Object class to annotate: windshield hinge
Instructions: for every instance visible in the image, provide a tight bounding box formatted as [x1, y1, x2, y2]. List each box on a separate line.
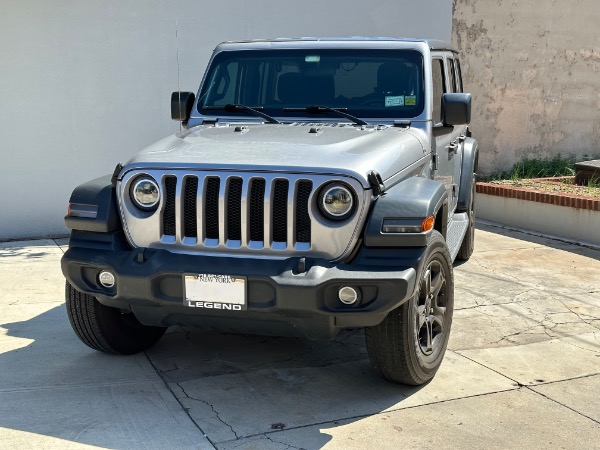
[201, 118, 218, 125]
[367, 170, 385, 196]
[111, 163, 123, 186]
[393, 120, 411, 128]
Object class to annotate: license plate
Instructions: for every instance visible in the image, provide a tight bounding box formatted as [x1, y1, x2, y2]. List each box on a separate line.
[183, 274, 246, 311]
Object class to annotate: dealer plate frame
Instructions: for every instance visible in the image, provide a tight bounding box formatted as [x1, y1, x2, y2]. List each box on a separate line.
[183, 273, 247, 311]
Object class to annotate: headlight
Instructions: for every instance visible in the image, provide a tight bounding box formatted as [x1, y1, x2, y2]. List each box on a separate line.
[318, 182, 356, 220]
[130, 176, 160, 211]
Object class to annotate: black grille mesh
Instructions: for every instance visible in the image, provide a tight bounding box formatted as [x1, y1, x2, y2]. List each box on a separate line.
[227, 178, 243, 241]
[163, 176, 177, 236]
[183, 177, 198, 238]
[272, 179, 289, 242]
[205, 177, 220, 239]
[296, 181, 312, 243]
[249, 179, 265, 241]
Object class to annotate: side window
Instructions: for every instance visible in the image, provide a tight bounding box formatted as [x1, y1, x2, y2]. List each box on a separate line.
[447, 58, 456, 93]
[455, 59, 464, 93]
[432, 59, 446, 124]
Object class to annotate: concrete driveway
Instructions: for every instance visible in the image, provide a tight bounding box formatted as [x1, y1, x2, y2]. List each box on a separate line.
[1, 222, 599, 449]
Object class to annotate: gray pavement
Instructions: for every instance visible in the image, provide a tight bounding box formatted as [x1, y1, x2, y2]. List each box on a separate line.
[1, 223, 599, 449]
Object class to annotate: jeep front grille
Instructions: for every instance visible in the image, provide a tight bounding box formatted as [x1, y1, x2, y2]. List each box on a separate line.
[159, 174, 312, 248]
[118, 169, 367, 261]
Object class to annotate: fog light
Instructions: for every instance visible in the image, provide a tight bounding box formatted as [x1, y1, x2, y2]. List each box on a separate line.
[98, 271, 115, 288]
[338, 286, 358, 305]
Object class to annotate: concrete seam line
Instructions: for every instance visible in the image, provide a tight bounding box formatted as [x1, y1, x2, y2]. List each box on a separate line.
[226, 388, 521, 443]
[526, 386, 600, 426]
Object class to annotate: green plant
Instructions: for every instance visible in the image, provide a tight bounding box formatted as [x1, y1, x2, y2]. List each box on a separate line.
[509, 155, 576, 179]
[587, 175, 600, 189]
[483, 153, 600, 181]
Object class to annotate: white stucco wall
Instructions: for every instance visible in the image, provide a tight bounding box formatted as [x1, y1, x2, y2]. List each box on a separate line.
[0, 0, 451, 240]
[453, 0, 600, 174]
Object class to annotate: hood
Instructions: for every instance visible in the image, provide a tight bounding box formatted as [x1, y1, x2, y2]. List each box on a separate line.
[123, 123, 426, 187]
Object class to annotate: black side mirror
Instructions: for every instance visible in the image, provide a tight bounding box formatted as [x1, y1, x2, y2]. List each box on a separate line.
[171, 91, 196, 122]
[442, 93, 471, 126]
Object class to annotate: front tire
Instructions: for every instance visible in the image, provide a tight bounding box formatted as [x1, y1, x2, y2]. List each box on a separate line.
[365, 231, 454, 385]
[65, 282, 166, 354]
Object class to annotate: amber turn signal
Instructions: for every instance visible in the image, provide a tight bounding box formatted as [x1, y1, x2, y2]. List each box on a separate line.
[421, 215, 435, 232]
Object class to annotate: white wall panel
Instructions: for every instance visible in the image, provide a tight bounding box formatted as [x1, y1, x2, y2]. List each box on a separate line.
[0, 0, 451, 239]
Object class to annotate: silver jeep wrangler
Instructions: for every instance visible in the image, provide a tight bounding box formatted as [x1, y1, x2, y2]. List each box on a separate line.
[62, 37, 477, 385]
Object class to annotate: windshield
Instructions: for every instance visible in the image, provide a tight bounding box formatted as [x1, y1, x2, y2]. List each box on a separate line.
[197, 49, 425, 120]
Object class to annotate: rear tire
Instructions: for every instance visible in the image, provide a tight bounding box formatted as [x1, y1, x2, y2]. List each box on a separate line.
[365, 231, 454, 385]
[65, 281, 166, 354]
[456, 177, 476, 261]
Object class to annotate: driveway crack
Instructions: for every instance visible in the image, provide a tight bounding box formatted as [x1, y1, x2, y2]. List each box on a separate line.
[143, 351, 218, 449]
[177, 383, 240, 439]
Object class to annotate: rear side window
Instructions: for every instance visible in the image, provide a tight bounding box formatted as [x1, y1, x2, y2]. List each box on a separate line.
[447, 59, 456, 92]
[455, 59, 463, 92]
[432, 59, 445, 124]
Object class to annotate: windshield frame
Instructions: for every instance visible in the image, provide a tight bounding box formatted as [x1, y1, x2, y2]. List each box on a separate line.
[194, 48, 427, 124]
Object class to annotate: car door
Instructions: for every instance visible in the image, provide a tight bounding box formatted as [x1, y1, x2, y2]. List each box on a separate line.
[432, 52, 464, 214]
[447, 55, 467, 208]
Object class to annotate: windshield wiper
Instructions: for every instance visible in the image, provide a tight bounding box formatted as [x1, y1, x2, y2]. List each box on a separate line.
[283, 106, 368, 126]
[202, 104, 281, 124]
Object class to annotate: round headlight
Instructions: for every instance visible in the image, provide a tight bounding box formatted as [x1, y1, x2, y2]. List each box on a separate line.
[130, 176, 160, 211]
[318, 183, 355, 220]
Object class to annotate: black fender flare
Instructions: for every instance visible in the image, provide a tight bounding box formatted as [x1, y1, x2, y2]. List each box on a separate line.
[363, 177, 448, 247]
[64, 175, 122, 233]
[457, 137, 479, 212]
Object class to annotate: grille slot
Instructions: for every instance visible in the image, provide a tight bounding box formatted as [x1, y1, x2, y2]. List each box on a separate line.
[296, 181, 313, 243]
[272, 179, 289, 243]
[205, 177, 220, 240]
[163, 176, 177, 236]
[249, 179, 265, 242]
[227, 178, 243, 241]
[183, 177, 198, 238]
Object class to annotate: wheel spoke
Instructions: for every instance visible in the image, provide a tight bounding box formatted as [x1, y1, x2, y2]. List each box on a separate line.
[432, 306, 445, 329]
[430, 271, 445, 298]
[422, 268, 431, 300]
[425, 319, 433, 353]
[417, 305, 427, 328]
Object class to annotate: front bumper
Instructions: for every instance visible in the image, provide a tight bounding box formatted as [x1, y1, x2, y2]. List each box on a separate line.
[61, 233, 420, 339]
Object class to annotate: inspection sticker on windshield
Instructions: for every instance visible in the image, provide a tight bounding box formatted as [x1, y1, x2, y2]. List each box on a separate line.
[385, 96, 405, 107]
[184, 274, 246, 310]
[405, 96, 417, 106]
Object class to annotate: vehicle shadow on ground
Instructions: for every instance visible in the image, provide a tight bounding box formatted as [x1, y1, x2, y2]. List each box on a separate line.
[0, 247, 53, 260]
[147, 326, 429, 448]
[0, 305, 427, 449]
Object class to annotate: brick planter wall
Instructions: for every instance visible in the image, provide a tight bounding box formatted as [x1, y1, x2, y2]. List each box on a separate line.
[475, 178, 600, 246]
[476, 180, 600, 212]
